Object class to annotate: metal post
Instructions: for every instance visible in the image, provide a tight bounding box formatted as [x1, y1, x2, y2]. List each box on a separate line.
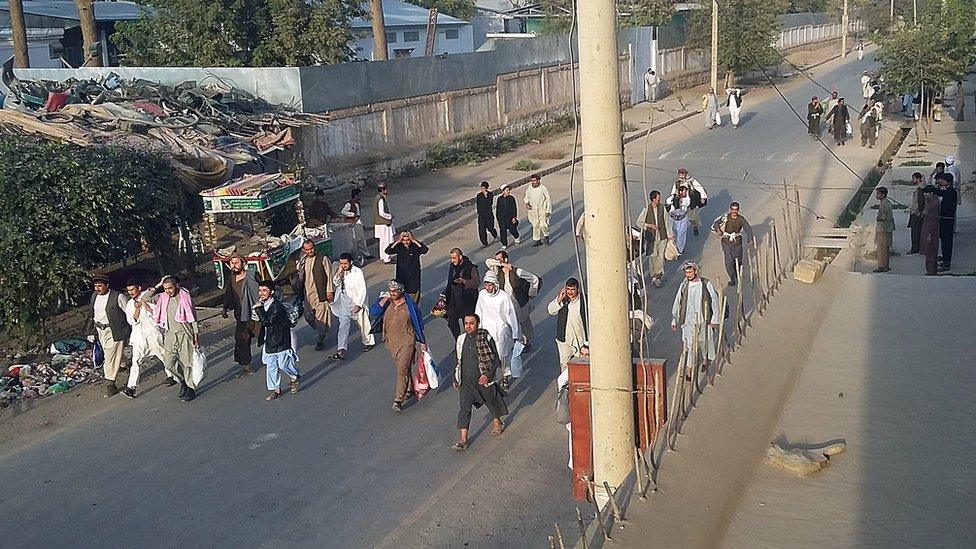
[841, 0, 849, 59]
[710, 0, 719, 93]
[576, 0, 636, 503]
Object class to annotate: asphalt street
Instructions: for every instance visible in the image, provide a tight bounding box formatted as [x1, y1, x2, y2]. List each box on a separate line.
[0, 52, 881, 548]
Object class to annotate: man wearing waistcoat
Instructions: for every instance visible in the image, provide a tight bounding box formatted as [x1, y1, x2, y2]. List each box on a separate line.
[375, 183, 396, 263]
[670, 262, 720, 381]
[290, 239, 335, 351]
[547, 277, 586, 371]
[339, 188, 371, 265]
[638, 190, 672, 287]
[711, 202, 755, 286]
[86, 275, 131, 398]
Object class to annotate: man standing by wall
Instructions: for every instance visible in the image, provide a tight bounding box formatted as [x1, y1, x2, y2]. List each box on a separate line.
[375, 183, 396, 263]
[496, 184, 520, 249]
[644, 68, 659, 103]
[873, 186, 894, 273]
[711, 202, 755, 287]
[291, 240, 334, 351]
[906, 172, 926, 255]
[523, 174, 552, 247]
[149, 276, 200, 402]
[253, 280, 301, 401]
[86, 275, 130, 398]
[384, 230, 429, 304]
[444, 248, 480, 340]
[547, 277, 586, 371]
[638, 190, 672, 288]
[123, 279, 167, 398]
[340, 188, 371, 265]
[933, 173, 958, 272]
[222, 253, 261, 376]
[476, 181, 498, 247]
[330, 252, 375, 360]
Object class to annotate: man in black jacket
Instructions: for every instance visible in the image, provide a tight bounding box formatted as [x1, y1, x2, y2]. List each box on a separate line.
[253, 280, 300, 401]
[384, 230, 430, 303]
[933, 172, 958, 272]
[495, 184, 521, 249]
[444, 248, 481, 339]
[476, 181, 499, 247]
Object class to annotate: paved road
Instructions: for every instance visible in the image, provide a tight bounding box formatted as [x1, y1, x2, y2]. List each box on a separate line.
[0, 52, 880, 548]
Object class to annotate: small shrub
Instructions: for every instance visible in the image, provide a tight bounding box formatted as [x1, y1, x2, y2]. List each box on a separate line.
[511, 159, 541, 171]
[621, 122, 638, 132]
[532, 148, 567, 160]
[900, 160, 932, 166]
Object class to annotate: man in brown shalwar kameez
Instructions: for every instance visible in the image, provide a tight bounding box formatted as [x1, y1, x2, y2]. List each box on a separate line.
[370, 280, 427, 412]
[291, 240, 335, 351]
[920, 185, 941, 275]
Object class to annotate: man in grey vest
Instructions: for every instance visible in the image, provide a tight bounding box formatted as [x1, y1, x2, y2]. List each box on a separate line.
[670, 262, 720, 381]
[638, 189, 672, 287]
[711, 201, 755, 286]
[221, 253, 261, 376]
[374, 183, 395, 263]
[86, 275, 131, 398]
[547, 277, 586, 371]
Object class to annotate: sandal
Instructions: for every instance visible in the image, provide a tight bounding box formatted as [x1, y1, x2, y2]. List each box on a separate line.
[289, 377, 301, 394]
[490, 425, 506, 437]
[266, 390, 283, 401]
[451, 442, 467, 451]
[330, 351, 345, 360]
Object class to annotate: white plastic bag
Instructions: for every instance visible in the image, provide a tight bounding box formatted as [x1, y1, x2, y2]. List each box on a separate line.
[422, 348, 439, 390]
[714, 111, 722, 126]
[845, 121, 853, 136]
[191, 346, 208, 386]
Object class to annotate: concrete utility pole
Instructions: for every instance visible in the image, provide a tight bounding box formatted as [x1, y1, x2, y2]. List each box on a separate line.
[841, 0, 849, 59]
[8, 0, 30, 68]
[574, 0, 635, 502]
[369, 0, 389, 60]
[890, 0, 894, 22]
[710, 0, 719, 93]
[75, 0, 101, 67]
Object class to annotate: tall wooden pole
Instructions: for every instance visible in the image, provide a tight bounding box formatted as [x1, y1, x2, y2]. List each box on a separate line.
[575, 0, 635, 503]
[710, 0, 719, 92]
[841, 0, 849, 59]
[75, 0, 101, 67]
[369, 0, 389, 60]
[7, 0, 30, 68]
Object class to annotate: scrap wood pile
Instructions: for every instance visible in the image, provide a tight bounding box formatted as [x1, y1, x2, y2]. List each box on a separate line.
[0, 68, 329, 192]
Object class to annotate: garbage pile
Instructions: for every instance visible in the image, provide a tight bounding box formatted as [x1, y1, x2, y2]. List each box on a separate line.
[0, 64, 327, 192]
[0, 340, 100, 409]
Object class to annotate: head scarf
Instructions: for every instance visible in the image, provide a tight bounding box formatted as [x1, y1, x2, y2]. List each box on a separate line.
[387, 280, 405, 291]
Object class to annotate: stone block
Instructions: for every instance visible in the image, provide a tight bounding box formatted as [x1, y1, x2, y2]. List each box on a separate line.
[793, 258, 826, 284]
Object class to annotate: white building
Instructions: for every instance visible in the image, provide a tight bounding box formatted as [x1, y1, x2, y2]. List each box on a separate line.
[352, 0, 475, 60]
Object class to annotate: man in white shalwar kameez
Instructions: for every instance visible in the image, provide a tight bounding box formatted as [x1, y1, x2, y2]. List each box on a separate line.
[523, 174, 552, 246]
[330, 253, 375, 360]
[667, 185, 693, 255]
[374, 183, 395, 263]
[475, 271, 523, 389]
[725, 88, 743, 130]
[670, 262, 720, 381]
[123, 280, 169, 398]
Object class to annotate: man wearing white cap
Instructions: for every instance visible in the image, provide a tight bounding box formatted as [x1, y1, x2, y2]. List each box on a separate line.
[523, 173, 552, 246]
[475, 271, 522, 389]
[374, 183, 395, 263]
[945, 156, 962, 201]
[671, 262, 720, 381]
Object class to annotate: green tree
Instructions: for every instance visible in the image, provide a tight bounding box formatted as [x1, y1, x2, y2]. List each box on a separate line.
[112, 0, 364, 67]
[786, 0, 827, 13]
[687, 0, 788, 77]
[0, 137, 185, 343]
[539, 0, 677, 35]
[411, 0, 477, 20]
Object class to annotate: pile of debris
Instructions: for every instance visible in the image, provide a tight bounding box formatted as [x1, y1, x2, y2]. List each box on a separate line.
[1, 340, 100, 409]
[0, 64, 327, 192]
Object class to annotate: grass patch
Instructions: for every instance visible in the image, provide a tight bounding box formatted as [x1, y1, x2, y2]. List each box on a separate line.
[900, 160, 932, 166]
[511, 159, 541, 172]
[425, 116, 575, 170]
[838, 167, 884, 227]
[531, 148, 567, 160]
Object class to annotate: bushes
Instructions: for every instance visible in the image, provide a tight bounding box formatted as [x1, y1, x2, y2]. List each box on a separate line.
[425, 116, 575, 170]
[0, 136, 185, 342]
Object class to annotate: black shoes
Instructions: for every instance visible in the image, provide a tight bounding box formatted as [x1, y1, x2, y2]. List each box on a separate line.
[104, 383, 118, 398]
[180, 388, 196, 402]
[177, 382, 188, 399]
[532, 240, 543, 247]
[500, 376, 512, 390]
[122, 387, 137, 399]
[163, 377, 177, 387]
[544, 237, 551, 246]
[363, 345, 374, 352]
[693, 227, 699, 236]
[234, 366, 254, 378]
[728, 281, 737, 287]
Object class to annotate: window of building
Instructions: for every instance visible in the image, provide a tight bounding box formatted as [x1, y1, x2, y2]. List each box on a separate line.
[444, 28, 459, 40]
[403, 30, 420, 42]
[386, 32, 397, 44]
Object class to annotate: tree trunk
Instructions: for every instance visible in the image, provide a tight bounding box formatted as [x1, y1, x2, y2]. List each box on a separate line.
[75, 0, 102, 67]
[8, 0, 31, 68]
[369, 0, 388, 61]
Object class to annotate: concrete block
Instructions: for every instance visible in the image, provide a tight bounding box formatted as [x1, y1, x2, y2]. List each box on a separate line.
[793, 259, 826, 284]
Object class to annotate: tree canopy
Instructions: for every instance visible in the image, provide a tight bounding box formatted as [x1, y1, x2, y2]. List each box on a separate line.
[112, 0, 365, 67]
[538, 0, 677, 35]
[0, 137, 185, 342]
[687, 0, 788, 76]
[411, 0, 477, 21]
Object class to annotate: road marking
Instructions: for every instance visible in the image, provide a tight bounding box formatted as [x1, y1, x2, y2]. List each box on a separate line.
[249, 433, 279, 449]
[659, 151, 674, 159]
[787, 153, 799, 162]
[681, 151, 693, 159]
[721, 151, 732, 159]
[766, 153, 778, 161]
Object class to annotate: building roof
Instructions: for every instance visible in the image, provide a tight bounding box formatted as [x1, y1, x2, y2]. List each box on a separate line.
[0, 1, 144, 22]
[351, 0, 468, 29]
